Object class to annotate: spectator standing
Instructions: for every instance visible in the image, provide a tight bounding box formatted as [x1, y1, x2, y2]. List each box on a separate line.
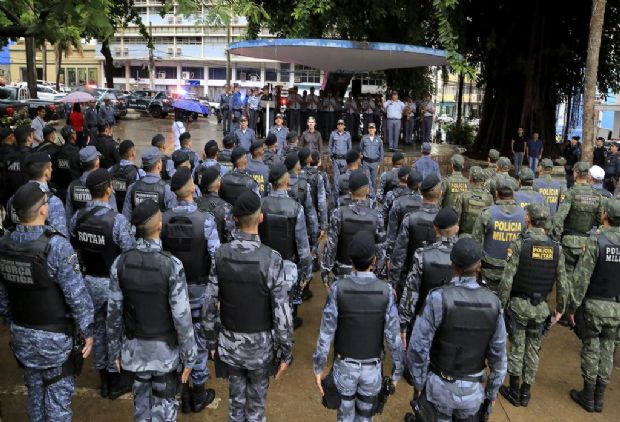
[30, 106, 46, 147]
[421, 94, 436, 143]
[68, 103, 85, 147]
[511, 127, 527, 175]
[593, 137, 607, 168]
[527, 132, 544, 173]
[383, 91, 405, 152]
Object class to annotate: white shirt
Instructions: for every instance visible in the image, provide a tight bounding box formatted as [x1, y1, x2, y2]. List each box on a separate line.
[31, 116, 46, 146]
[423, 100, 435, 117]
[384, 100, 405, 119]
[172, 121, 185, 151]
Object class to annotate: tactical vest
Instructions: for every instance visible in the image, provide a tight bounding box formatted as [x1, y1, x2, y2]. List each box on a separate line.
[263, 150, 281, 169]
[259, 196, 300, 261]
[246, 164, 268, 196]
[430, 284, 500, 377]
[515, 189, 545, 209]
[51, 143, 80, 193]
[406, 207, 439, 267]
[338, 172, 351, 198]
[603, 155, 619, 178]
[110, 164, 138, 211]
[197, 194, 227, 243]
[5, 149, 30, 197]
[160, 155, 171, 181]
[68, 179, 92, 212]
[220, 171, 254, 206]
[334, 276, 389, 359]
[336, 206, 378, 265]
[132, 179, 166, 211]
[0, 231, 73, 333]
[383, 169, 399, 197]
[483, 205, 525, 260]
[586, 232, 620, 301]
[511, 236, 559, 300]
[303, 167, 321, 210]
[162, 209, 212, 284]
[117, 249, 176, 343]
[73, 206, 119, 277]
[217, 244, 273, 333]
[443, 175, 469, 207]
[217, 151, 234, 173]
[460, 190, 493, 234]
[395, 193, 422, 223]
[288, 174, 308, 205]
[35, 141, 59, 160]
[418, 243, 453, 315]
[564, 187, 601, 235]
[534, 178, 562, 215]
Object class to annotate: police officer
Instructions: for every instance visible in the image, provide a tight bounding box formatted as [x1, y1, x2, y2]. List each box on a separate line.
[551, 162, 605, 283]
[178, 132, 200, 170]
[287, 87, 303, 134]
[534, 158, 563, 216]
[564, 136, 582, 188]
[4, 125, 34, 203]
[65, 146, 118, 219]
[283, 131, 301, 156]
[51, 126, 81, 203]
[360, 122, 384, 187]
[263, 132, 282, 169]
[322, 170, 385, 283]
[270, 113, 289, 153]
[406, 237, 507, 422]
[91, 123, 120, 169]
[305, 86, 320, 122]
[300, 147, 328, 240]
[498, 204, 568, 407]
[193, 166, 234, 243]
[69, 169, 135, 399]
[219, 146, 260, 205]
[220, 84, 233, 135]
[106, 199, 197, 421]
[329, 119, 353, 175]
[218, 134, 236, 174]
[453, 166, 493, 236]
[231, 83, 246, 131]
[109, 140, 145, 212]
[321, 91, 339, 142]
[590, 165, 612, 199]
[343, 93, 360, 139]
[35, 125, 60, 161]
[151, 134, 173, 181]
[246, 140, 270, 196]
[0, 127, 17, 207]
[377, 152, 406, 204]
[198, 139, 229, 177]
[0, 182, 94, 421]
[412, 143, 441, 180]
[234, 115, 257, 151]
[602, 141, 620, 194]
[382, 164, 415, 222]
[389, 174, 442, 296]
[515, 167, 546, 208]
[487, 157, 516, 199]
[361, 94, 377, 135]
[260, 163, 312, 329]
[161, 168, 218, 413]
[441, 154, 469, 208]
[386, 170, 423, 255]
[473, 177, 526, 293]
[568, 199, 620, 413]
[333, 149, 375, 208]
[484, 148, 500, 180]
[284, 152, 319, 239]
[205, 191, 293, 422]
[313, 230, 404, 422]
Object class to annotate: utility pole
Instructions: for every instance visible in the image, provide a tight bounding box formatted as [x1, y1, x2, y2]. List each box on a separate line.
[149, 22, 155, 90]
[226, 21, 231, 85]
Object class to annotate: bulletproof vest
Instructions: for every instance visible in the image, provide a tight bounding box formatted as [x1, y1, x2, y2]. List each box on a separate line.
[418, 243, 453, 315]
[5, 149, 30, 198]
[383, 169, 399, 197]
[259, 196, 300, 261]
[338, 172, 351, 198]
[534, 178, 562, 215]
[406, 207, 439, 266]
[73, 206, 119, 277]
[197, 194, 227, 243]
[217, 244, 273, 333]
[35, 141, 59, 160]
[51, 143, 80, 193]
[334, 276, 389, 359]
[512, 236, 559, 300]
[69, 179, 92, 212]
[132, 178, 166, 211]
[460, 190, 493, 234]
[110, 164, 138, 211]
[336, 206, 378, 265]
[117, 249, 176, 343]
[0, 231, 73, 333]
[303, 166, 320, 210]
[263, 150, 281, 169]
[587, 232, 620, 300]
[443, 175, 469, 207]
[246, 164, 267, 196]
[217, 151, 234, 173]
[603, 155, 619, 177]
[220, 171, 255, 206]
[564, 187, 601, 235]
[288, 174, 308, 205]
[483, 204, 525, 260]
[162, 209, 212, 284]
[515, 188, 545, 209]
[160, 155, 171, 181]
[430, 284, 500, 377]
[395, 193, 422, 221]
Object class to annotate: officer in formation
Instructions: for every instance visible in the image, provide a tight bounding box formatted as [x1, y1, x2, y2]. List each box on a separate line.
[440, 154, 469, 208]
[377, 152, 406, 204]
[563, 136, 582, 188]
[35, 125, 59, 161]
[218, 134, 236, 173]
[568, 199, 620, 413]
[385, 169, 423, 254]
[0, 182, 94, 421]
[515, 168, 546, 208]
[382, 167, 419, 227]
[284, 152, 319, 245]
[205, 191, 293, 422]
[246, 140, 271, 197]
[589, 165, 612, 199]
[412, 143, 441, 179]
[199, 139, 229, 177]
[485, 148, 500, 180]
[360, 122, 384, 186]
[283, 131, 301, 156]
[313, 230, 403, 422]
[69, 169, 135, 399]
[334, 149, 374, 207]
[3, 125, 33, 205]
[602, 141, 620, 194]
[150, 134, 173, 181]
[51, 125, 81, 203]
[534, 158, 563, 216]
[263, 132, 282, 169]
[106, 199, 197, 421]
[453, 165, 493, 235]
[497, 204, 568, 407]
[299, 147, 328, 239]
[195, 166, 235, 244]
[161, 168, 219, 413]
[486, 156, 515, 198]
[328, 119, 353, 175]
[233, 115, 257, 151]
[176, 132, 199, 171]
[406, 237, 507, 422]
[219, 146, 260, 205]
[109, 140, 145, 211]
[473, 177, 526, 293]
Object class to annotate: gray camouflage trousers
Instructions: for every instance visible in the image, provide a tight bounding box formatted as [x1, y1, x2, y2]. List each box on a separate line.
[228, 366, 271, 422]
[334, 357, 381, 422]
[425, 373, 483, 421]
[85, 276, 110, 370]
[133, 371, 178, 422]
[24, 366, 75, 422]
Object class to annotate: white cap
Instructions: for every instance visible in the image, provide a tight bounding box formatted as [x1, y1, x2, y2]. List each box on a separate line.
[589, 165, 605, 181]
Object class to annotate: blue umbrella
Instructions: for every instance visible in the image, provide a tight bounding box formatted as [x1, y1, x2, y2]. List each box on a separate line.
[172, 99, 209, 115]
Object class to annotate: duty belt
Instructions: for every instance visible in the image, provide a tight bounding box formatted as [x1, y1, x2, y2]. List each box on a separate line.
[562, 229, 590, 237]
[511, 293, 545, 306]
[481, 260, 505, 271]
[430, 364, 486, 383]
[364, 157, 380, 163]
[336, 355, 381, 366]
[332, 154, 346, 160]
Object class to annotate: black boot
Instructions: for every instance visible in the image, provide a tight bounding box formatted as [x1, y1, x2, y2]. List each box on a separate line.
[499, 375, 521, 407]
[190, 384, 215, 413]
[302, 284, 313, 302]
[570, 380, 595, 412]
[181, 383, 192, 414]
[520, 383, 531, 407]
[99, 370, 109, 398]
[108, 370, 133, 400]
[594, 381, 606, 413]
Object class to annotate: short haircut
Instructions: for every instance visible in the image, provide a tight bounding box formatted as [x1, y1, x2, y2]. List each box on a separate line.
[452, 161, 464, 171]
[179, 132, 191, 146]
[497, 187, 514, 199]
[17, 195, 46, 223]
[25, 161, 50, 180]
[455, 262, 479, 277]
[407, 176, 420, 190]
[223, 136, 235, 148]
[352, 256, 374, 271]
[204, 142, 218, 158]
[143, 159, 160, 173]
[82, 159, 97, 172]
[236, 209, 261, 227]
[310, 150, 320, 166]
[136, 211, 161, 239]
[175, 179, 194, 198]
[97, 123, 109, 133]
[151, 134, 165, 149]
[422, 184, 441, 200]
[608, 215, 620, 227]
[36, 106, 45, 113]
[88, 180, 111, 199]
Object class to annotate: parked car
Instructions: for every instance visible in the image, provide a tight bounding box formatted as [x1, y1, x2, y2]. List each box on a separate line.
[0, 86, 65, 123]
[93, 88, 128, 118]
[125, 90, 173, 118]
[437, 114, 454, 124]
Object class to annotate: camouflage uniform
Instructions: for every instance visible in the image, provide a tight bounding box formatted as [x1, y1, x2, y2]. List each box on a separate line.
[515, 186, 546, 209]
[407, 276, 507, 420]
[533, 173, 565, 216]
[382, 185, 407, 226]
[386, 189, 422, 254]
[107, 238, 197, 421]
[333, 166, 376, 207]
[205, 231, 294, 422]
[376, 167, 399, 204]
[313, 271, 404, 422]
[441, 171, 469, 209]
[65, 170, 118, 220]
[453, 186, 494, 235]
[69, 200, 135, 371]
[289, 172, 319, 244]
[121, 173, 177, 222]
[197, 157, 229, 177]
[197, 191, 236, 244]
[247, 157, 271, 197]
[0, 225, 94, 422]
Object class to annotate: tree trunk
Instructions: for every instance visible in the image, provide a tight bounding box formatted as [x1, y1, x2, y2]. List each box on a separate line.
[25, 37, 38, 99]
[42, 43, 47, 82]
[55, 47, 63, 92]
[562, 91, 573, 142]
[582, 0, 607, 163]
[101, 39, 115, 89]
[456, 72, 464, 127]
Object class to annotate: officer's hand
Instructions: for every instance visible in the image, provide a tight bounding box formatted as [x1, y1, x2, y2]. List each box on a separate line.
[315, 372, 324, 396]
[210, 350, 215, 360]
[553, 311, 563, 325]
[392, 380, 398, 389]
[114, 359, 121, 372]
[82, 337, 94, 359]
[568, 314, 576, 326]
[181, 367, 192, 384]
[400, 332, 408, 351]
[275, 361, 289, 380]
[319, 230, 326, 241]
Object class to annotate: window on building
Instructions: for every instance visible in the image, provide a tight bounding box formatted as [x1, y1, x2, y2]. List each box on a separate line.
[67, 68, 77, 86]
[237, 67, 260, 82]
[155, 66, 177, 79]
[112, 67, 124, 78]
[208, 67, 226, 80]
[130, 66, 150, 79]
[177, 37, 202, 45]
[265, 68, 277, 82]
[295, 65, 320, 84]
[279, 63, 291, 82]
[182, 67, 204, 79]
[154, 36, 174, 45]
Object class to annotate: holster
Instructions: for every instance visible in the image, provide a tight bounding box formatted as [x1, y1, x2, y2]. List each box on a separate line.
[321, 367, 344, 410]
[214, 351, 230, 379]
[503, 307, 524, 337]
[134, 370, 178, 399]
[478, 398, 492, 422]
[368, 376, 395, 416]
[412, 392, 438, 422]
[572, 305, 589, 341]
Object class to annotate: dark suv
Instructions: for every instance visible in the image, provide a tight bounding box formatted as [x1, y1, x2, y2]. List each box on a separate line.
[126, 90, 173, 118]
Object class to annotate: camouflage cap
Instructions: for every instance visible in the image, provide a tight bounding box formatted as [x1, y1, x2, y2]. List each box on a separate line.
[497, 156, 511, 169]
[451, 154, 465, 167]
[469, 165, 486, 181]
[518, 167, 535, 182]
[496, 176, 518, 192]
[526, 203, 550, 223]
[540, 158, 554, 169]
[574, 161, 590, 175]
[488, 149, 500, 160]
[605, 199, 620, 219]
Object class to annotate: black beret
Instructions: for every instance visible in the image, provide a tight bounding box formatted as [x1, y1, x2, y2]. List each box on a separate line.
[284, 152, 300, 170]
[60, 125, 75, 140]
[348, 231, 375, 261]
[349, 169, 369, 192]
[450, 237, 482, 268]
[269, 163, 288, 183]
[230, 146, 247, 164]
[298, 147, 311, 164]
[421, 174, 441, 192]
[118, 139, 135, 156]
[43, 125, 56, 136]
[434, 207, 459, 229]
[23, 152, 51, 166]
[392, 152, 405, 163]
[265, 132, 278, 146]
[204, 139, 219, 155]
[250, 140, 264, 154]
[397, 166, 410, 179]
[408, 169, 423, 185]
[170, 167, 192, 191]
[12, 182, 45, 213]
[171, 149, 190, 166]
[345, 149, 360, 164]
[195, 165, 220, 190]
[85, 168, 111, 188]
[232, 190, 261, 217]
[0, 127, 13, 139]
[131, 199, 160, 226]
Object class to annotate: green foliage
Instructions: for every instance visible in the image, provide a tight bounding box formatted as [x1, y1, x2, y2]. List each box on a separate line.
[444, 122, 475, 145]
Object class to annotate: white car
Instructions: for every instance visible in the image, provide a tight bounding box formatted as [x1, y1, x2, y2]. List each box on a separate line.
[437, 114, 454, 124]
[35, 85, 66, 101]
